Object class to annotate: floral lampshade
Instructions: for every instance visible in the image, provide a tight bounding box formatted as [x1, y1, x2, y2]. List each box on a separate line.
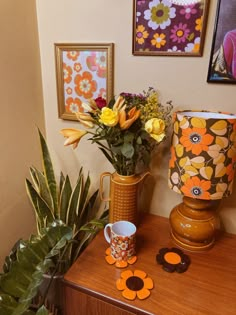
[168, 110, 236, 201]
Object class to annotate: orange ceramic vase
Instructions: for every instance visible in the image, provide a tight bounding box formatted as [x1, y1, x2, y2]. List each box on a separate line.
[100, 172, 150, 225]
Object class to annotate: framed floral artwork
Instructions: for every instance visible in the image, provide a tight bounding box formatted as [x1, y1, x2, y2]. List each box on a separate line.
[207, 0, 236, 84]
[132, 0, 209, 56]
[55, 43, 114, 121]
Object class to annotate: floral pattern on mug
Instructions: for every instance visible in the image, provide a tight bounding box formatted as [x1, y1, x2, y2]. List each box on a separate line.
[111, 234, 136, 261]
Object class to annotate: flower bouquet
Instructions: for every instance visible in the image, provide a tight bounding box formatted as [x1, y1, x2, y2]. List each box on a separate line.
[61, 87, 173, 176]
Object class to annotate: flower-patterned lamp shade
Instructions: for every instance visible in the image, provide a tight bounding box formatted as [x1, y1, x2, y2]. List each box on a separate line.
[168, 111, 236, 252]
[168, 110, 236, 200]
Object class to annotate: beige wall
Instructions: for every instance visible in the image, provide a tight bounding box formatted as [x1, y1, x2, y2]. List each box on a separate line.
[36, 1, 236, 233]
[0, 0, 45, 269]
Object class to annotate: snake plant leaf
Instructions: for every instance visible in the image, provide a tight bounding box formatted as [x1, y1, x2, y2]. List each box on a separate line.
[66, 174, 83, 230]
[29, 167, 53, 212]
[81, 190, 99, 224]
[38, 129, 58, 216]
[25, 179, 54, 233]
[77, 173, 91, 220]
[59, 171, 65, 194]
[59, 175, 72, 223]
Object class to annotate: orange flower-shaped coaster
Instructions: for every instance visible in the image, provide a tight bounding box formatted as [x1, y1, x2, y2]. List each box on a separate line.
[156, 247, 190, 273]
[116, 269, 154, 300]
[105, 248, 137, 268]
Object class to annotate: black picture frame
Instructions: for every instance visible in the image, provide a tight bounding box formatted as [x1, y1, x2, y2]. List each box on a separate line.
[207, 0, 236, 84]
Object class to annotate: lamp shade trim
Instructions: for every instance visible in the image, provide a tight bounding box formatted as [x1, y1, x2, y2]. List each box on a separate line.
[168, 110, 236, 200]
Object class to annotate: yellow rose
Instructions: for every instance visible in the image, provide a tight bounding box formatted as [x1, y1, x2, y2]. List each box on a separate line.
[145, 118, 166, 142]
[99, 107, 119, 127]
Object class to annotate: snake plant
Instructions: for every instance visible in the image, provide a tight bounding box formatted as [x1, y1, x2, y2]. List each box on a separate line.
[25, 129, 107, 271]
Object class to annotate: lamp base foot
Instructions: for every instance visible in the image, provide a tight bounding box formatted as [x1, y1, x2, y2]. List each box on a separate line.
[169, 196, 220, 252]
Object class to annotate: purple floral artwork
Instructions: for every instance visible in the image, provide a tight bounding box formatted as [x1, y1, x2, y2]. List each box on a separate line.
[133, 0, 209, 56]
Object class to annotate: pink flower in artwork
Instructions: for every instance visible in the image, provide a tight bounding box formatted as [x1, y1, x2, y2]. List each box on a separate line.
[86, 52, 106, 78]
[170, 23, 190, 44]
[180, 5, 197, 20]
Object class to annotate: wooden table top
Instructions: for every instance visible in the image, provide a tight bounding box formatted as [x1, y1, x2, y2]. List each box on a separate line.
[64, 214, 236, 315]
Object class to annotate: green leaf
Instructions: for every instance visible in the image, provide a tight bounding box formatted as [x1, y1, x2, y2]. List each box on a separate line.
[35, 305, 49, 315]
[59, 175, 72, 223]
[59, 172, 65, 194]
[78, 173, 91, 221]
[0, 224, 72, 315]
[29, 167, 53, 211]
[66, 175, 83, 229]
[0, 294, 18, 315]
[121, 143, 134, 159]
[38, 129, 58, 216]
[25, 180, 54, 233]
[124, 132, 134, 142]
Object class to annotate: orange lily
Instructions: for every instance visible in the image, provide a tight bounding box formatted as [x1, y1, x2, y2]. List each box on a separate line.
[75, 112, 95, 128]
[113, 95, 125, 111]
[60, 128, 87, 149]
[119, 107, 140, 130]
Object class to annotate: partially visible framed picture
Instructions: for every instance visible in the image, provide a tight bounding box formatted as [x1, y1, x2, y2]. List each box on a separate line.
[132, 0, 209, 56]
[207, 0, 236, 84]
[55, 43, 114, 121]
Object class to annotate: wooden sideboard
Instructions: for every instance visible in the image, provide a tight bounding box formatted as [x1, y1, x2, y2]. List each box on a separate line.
[63, 214, 236, 315]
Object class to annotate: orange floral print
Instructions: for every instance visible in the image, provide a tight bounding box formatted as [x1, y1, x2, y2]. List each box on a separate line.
[180, 127, 214, 155]
[63, 63, 72, 84]
[195, 17, 202, 31]
[98, 87, 106, 99]
[66, 51, 79, 61]
[74, 62, 82, 72]
[226, 156, 236, 182]
[74, 71, 97, 99]
[181, 176, 211, 199]
[169, 146, 177, 168]
[136, 25, 149, 44]
[65, 97, 83, 114]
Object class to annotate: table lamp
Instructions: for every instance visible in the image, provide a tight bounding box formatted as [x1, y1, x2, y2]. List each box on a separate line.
[168, 110, 236, 251]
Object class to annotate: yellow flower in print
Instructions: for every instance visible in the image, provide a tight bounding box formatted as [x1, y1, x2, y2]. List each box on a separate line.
[195, 16, 202, 31]
[136, 25, 149, 44]
[151, 33, 166, 49]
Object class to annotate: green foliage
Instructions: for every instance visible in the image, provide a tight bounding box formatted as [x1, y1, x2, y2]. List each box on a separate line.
[0, 223, 72, 315]
[25, 129, 108, 271]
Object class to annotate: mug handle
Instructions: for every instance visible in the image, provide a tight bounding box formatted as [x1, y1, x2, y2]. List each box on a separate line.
[104, 223, 113, 243]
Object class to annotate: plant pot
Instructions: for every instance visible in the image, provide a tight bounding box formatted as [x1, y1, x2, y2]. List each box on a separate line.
[36, 273, 64, 315]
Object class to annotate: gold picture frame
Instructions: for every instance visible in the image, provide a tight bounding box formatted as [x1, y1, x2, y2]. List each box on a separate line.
[55, 43, 114, 121]
[132, 0, 209, 56]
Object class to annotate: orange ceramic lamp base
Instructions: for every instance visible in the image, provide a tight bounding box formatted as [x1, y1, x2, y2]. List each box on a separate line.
[169, 196, 220, 252]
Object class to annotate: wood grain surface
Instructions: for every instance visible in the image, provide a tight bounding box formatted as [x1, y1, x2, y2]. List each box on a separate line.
[63, 214, 236, 315]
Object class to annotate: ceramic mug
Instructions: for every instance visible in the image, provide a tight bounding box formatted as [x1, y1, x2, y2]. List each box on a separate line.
[104, 220, 136, 261]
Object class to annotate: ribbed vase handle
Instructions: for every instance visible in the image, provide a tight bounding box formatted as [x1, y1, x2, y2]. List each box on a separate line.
[99, 172, 112, 202]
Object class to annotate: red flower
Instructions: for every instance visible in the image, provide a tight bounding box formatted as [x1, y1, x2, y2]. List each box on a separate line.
[95, 97, 107, 109]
